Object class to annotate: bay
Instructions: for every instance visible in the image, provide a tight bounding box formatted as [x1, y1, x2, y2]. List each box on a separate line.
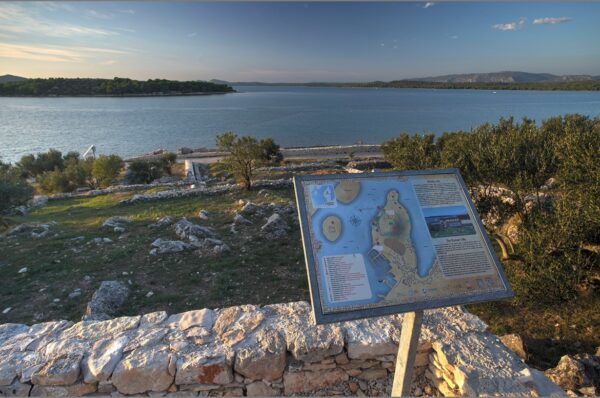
[1, 85, 600, 163]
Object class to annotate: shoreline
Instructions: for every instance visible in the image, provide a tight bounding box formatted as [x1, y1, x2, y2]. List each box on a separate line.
[127, 143, 384, 164]
[0, 91, 235, 98]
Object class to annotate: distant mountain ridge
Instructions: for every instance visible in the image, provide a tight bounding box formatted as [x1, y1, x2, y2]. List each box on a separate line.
[406, 71, 600, 83]
[0, 74, 27, 83]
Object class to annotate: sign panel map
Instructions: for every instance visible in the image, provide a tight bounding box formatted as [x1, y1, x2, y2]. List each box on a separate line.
[294, 169, 513, 324]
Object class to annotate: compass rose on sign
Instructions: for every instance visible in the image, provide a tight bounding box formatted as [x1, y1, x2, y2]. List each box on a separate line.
[349, 215, 361, 227]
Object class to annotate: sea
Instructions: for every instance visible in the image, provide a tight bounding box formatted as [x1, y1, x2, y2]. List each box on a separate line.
[1, 85, 600, 163]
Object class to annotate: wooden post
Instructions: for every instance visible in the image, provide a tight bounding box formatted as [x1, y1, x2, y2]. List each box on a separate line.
[391, 310, 424, 397]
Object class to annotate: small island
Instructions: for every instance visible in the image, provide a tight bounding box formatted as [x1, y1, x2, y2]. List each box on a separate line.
[0, 77, 235, 97]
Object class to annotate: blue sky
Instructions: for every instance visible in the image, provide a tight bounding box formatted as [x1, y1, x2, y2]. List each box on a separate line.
[1, 2, 599, 82]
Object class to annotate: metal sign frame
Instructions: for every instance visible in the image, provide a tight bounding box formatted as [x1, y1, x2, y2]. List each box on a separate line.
[293, 168, 513, 324]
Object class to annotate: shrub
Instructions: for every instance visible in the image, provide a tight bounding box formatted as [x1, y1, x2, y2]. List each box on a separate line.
[160, 152, 177, 173]
[0, 163, 33, 213]
[92, 155, 123, 187]
[38, 169, 73, 193]
[17, 149, 64, 177]
[381, 133, 439, 170]
[259, 138, 283, 164]
[126, 160, 163, 184]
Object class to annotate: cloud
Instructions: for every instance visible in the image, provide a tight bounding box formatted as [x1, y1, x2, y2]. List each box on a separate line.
[87, 10, 114, 20]
[0, 43, 84, 62]
[449, 35, 459, 39]
[188, 32, 197, 38]
[492, 18, 526, 31]
[0, 42, 128, 63]
[533, 17, 572, 25]
[0, 3, 118, 38]
[119, 9, 136, 15]
[423, 2, 435, 9]
[100, 59, 117, 66]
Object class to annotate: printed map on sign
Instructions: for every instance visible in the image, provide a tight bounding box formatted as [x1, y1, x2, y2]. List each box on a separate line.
[294, 171, 512, 321]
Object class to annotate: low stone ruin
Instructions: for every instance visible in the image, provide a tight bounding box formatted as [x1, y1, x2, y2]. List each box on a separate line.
[0, 302, 565, 397]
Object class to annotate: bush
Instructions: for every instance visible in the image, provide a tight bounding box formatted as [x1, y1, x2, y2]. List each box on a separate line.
[126, 160, 163, 184]
[38, 169, 73, 193]
[159, 152, 177, 174]
[382, 114, 600, 304]
[0, 163, 33, 213]
[17, 149, 64, 177]
[92, 155, 123, 187]
[259, 138, 283, 164]
[381, 133, 439, 170]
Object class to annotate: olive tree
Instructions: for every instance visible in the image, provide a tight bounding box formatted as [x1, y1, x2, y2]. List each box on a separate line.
[216, 132, 266, 190]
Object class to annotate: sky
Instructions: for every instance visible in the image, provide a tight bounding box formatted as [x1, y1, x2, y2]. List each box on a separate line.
[1, 1, 599, 82]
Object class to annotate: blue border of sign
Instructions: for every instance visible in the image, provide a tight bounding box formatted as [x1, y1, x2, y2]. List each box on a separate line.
[293, 168, 513, 325]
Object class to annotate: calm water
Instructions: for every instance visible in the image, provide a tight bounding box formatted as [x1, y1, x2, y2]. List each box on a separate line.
[1, 86, 600, 163]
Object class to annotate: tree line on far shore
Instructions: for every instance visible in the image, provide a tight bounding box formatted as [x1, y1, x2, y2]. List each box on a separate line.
[0, 77, 234, 96]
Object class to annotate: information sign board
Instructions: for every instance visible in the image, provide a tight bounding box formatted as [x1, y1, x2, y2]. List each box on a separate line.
[294, 169, 513, 324]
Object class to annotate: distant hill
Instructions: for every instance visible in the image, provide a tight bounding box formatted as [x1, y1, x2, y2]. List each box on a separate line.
[0, 74, 27, 83]
[406, 71, 600, 83]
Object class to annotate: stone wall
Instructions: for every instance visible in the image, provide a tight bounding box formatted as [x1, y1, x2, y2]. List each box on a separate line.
[0, 302, 564, 397]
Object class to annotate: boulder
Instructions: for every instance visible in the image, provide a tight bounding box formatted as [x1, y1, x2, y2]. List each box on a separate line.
[83, 281, 129, 321]
[239, 202, 259, 216]
[198, 210, 210, 220]
[30, 382, 97, 397]
[112, 346, 174, 394]
[246, 381, 280, 396]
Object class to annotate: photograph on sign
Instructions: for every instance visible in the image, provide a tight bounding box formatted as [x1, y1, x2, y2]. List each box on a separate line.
[294, 169, 513, 324]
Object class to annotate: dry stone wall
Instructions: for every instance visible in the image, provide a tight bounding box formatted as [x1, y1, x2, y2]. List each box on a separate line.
[0, 302, 565, 397]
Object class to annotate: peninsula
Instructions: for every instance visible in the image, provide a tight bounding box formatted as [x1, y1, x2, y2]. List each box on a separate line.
[0, 77, 235, 97]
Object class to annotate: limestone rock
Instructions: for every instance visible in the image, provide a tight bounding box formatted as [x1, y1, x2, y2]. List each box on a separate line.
[199, 210, 210, 220]
[246, 381, 280, 396]
[260, 213, 289, 238]
[234, 329, 286, 381]
[343, 317, 401, 360]
[175, 348, 233, 385]
[0, 379, 32, 396]
[233, 214, 252, 225]
[499, 334, 527, 360]
[83, 281, 130, 321]
[102, 216, 131, 229]
[239, 202, 259, 216]
[286, 323, 344, 363]
[30, 382, 97, 397]
[358, 368, 388, 381]
[112, 345, 174, 394]
[82, 335, 129, 383]
[151, 238, 194, 254]
[149, 216, 173, 229]
[60, 316, 140, 341]
[140, 311, 168, 327]
[214, 306, 264, 347]
[545, 354, 600, 393]
[165, 309, 215, 331]
[31, 353, 83, 386]
[283, 369, 349, 394]
[174, 218, 215, 240]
